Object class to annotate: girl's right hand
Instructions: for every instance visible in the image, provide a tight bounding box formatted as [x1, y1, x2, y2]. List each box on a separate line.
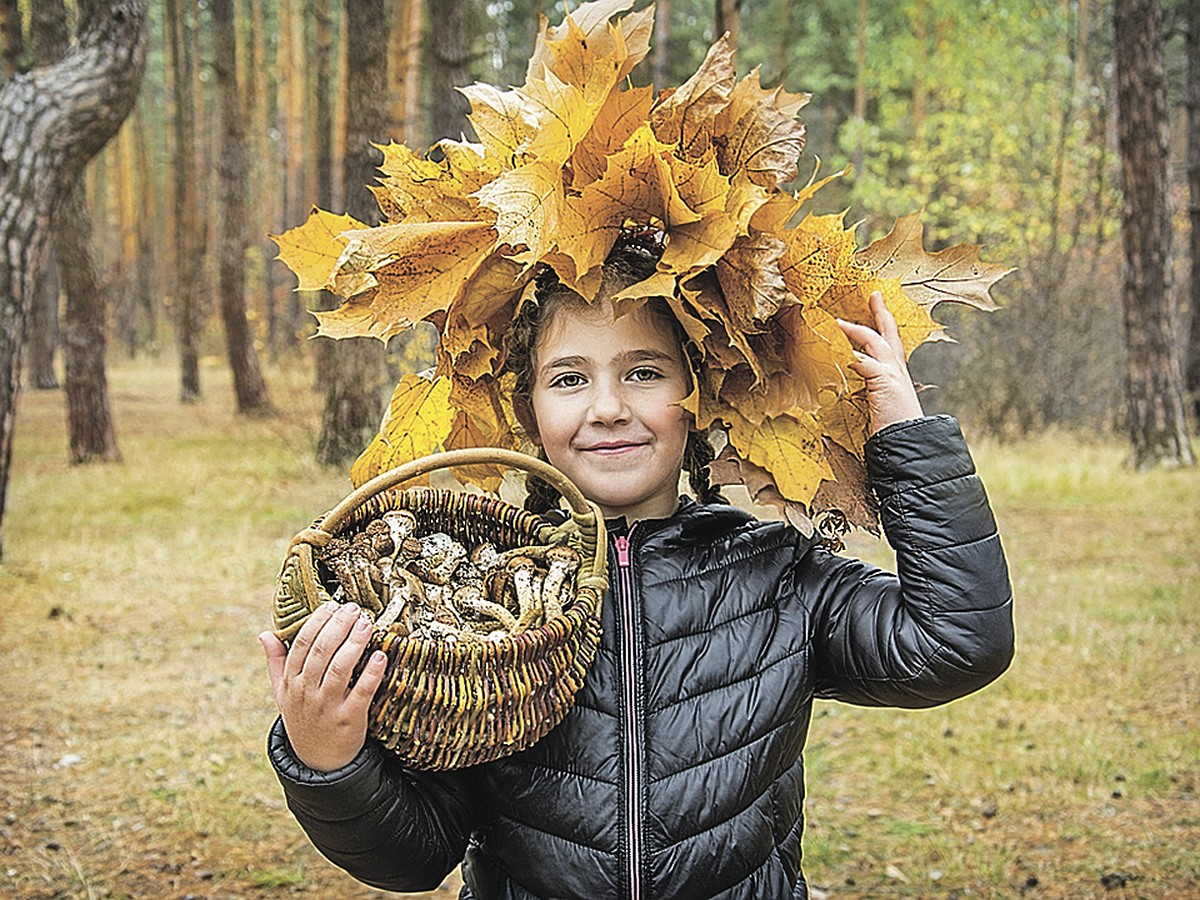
[260, 601, 388, 772]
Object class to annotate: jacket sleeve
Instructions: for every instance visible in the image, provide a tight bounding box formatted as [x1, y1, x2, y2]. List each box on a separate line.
[805, 415, 1014, 706]
[268, 717, 476, 892]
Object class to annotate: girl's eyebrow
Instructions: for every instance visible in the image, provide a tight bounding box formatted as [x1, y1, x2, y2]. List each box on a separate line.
[540, 348, 677, 375]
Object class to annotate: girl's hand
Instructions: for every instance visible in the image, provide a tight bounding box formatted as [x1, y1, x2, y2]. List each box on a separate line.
[260, 601, 388, 772]
[837, 291, 925, 435]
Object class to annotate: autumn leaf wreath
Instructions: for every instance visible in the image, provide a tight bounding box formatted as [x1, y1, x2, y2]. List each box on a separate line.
[274, 0, 1012, 536]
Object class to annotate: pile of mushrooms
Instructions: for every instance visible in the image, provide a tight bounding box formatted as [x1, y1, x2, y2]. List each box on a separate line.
[316, 509, 582, 643]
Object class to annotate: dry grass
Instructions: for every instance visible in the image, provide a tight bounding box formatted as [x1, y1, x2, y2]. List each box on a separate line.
[1, 361, 1196, 899]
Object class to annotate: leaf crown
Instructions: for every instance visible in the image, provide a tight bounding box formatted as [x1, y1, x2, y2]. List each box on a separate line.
[273, 0, 1012, 533]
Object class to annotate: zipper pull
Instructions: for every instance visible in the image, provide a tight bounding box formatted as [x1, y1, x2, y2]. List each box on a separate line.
[615, 535, 630, 569]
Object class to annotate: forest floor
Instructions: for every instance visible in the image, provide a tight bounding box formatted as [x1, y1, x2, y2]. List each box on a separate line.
[0, 359, 1196, 899]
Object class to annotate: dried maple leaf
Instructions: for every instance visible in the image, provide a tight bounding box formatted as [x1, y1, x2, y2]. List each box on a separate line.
[856, 209, 1016, 312]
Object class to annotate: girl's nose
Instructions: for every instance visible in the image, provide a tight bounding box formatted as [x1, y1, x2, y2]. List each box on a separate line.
[588, 380, 630, 425]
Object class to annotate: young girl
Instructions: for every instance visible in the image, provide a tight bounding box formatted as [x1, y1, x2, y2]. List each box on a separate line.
[260, 240, 1014, 899]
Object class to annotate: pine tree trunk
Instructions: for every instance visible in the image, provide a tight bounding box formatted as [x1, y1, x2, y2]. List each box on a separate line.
[0, 0, 148, 557]
[1186, 0, 1200, 427]
[24, 0, 72, 391]
[715, 0, 740, 52]
[59, 182, 121, 463]
[316, 0, 388, 467]
[166, 0, 202, 402]
[0, 0, 21, 76]
[28, 263, 61, 389]
[429, 0, 470, 142]
[1113, 0, 1195, 467]
[212, 0, 273, 417]
[652, 0, 671, 90]
[388, 0, 424, 145]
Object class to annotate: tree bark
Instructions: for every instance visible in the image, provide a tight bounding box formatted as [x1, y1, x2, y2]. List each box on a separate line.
[429, 0, 470, 142]
[316, 0, 389, 467]
[35, 0, 123, 463]
[0, 0, 22, 76]
[165, 0, 201, 402]
[212, 0, 273, 417]
[0, 0, 148, 556]
[25, 0, 73, 391]
[652, 0, 671, 91]
[389, 0, 424, 146]
[715, 0, 740, 54]
[1113, 0, 1195, 467]
[59, 183, 121, 463]
[1186, 0, 1200, 427]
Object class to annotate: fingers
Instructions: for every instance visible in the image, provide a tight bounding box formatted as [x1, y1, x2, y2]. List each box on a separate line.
[868, 291, 905, 360]
[260, 631, 288, 691]
[323, 612, 376, 691]
[345, 650, 388, 717]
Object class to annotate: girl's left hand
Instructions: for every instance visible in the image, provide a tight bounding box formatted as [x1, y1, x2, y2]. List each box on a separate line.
[836, 291, 925, 435]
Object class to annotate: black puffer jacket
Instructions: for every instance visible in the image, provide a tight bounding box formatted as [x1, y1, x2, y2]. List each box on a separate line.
[269, 415, 1014, 899]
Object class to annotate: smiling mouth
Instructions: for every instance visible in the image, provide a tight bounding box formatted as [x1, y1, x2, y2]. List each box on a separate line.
[580, 442, 646, 456]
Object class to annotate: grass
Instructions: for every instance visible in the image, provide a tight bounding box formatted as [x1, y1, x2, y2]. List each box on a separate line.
[1, 360, 1197, 898]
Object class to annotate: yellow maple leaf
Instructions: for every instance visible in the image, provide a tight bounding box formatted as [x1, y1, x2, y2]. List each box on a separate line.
[349, 374, 454, 487]
[315, 221, 496, 341]
[725, 408, 834, 508]
[272, 208, 367, 292]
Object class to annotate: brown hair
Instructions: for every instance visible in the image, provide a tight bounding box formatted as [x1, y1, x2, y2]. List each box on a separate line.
[504, 234, 726, 515]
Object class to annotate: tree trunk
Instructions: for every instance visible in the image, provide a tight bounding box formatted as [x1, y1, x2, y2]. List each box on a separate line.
[429, 0, 470, 142]
[28, 262, 61, 389]
[652, 0, 671, 91]
[1186, 0, 1200, 427]
[166, 0, 201, 402]
[1113, 0, 1195, 467]
[59, 183, 121, 463]
[25, 0, 73, 391]
[715, 0, 740, 53]
[389, 0, 424, 146]
[0, 0, 22, 76]
[212, 0, 273, 417]
[35, 0, 123, 463]
[316, 0, 389, 467]
[0, 0, 148, 557]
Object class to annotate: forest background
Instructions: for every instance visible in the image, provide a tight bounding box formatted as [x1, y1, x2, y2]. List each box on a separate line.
[0, 0, 1198, 898]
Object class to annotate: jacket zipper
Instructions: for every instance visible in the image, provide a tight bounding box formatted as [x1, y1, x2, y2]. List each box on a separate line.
[614, 529, 642, 900]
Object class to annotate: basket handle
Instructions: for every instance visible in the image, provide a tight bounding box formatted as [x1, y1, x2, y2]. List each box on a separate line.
[318, 448, 596, 536]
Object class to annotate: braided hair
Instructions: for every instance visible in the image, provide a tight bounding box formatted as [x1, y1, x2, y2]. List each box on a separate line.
[504, 232, 727, 514]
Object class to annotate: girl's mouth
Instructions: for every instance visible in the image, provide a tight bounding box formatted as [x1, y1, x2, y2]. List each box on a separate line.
[581, 441, 645, 457]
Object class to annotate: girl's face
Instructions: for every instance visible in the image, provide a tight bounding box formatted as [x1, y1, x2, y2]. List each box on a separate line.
[530, 298, 691, 522]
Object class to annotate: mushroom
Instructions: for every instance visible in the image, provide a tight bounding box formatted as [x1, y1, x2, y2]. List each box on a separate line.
[381, 509, 418, 550]
[506, 555, 543, 633]
[411, 532, 469, 585]
[540, 545, 581, 620]
[453, 582, 519, 633]
[376, 565, 425, 634]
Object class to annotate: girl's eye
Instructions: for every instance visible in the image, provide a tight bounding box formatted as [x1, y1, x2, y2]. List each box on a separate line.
[628, 367, 663, 383]
[549, 372, 586, 389]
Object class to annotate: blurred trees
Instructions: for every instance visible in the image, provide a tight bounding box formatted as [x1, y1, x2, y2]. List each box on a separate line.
[2, 0, 1196, 477]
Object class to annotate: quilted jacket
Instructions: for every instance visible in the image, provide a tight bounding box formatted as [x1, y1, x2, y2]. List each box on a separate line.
[268, 415, 1015, 899]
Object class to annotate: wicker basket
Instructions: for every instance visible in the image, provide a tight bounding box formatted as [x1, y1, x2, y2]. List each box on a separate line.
[271, 448, 607, 771]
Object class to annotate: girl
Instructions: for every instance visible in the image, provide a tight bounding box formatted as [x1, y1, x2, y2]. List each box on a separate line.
[260, 239, 1014, 899]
